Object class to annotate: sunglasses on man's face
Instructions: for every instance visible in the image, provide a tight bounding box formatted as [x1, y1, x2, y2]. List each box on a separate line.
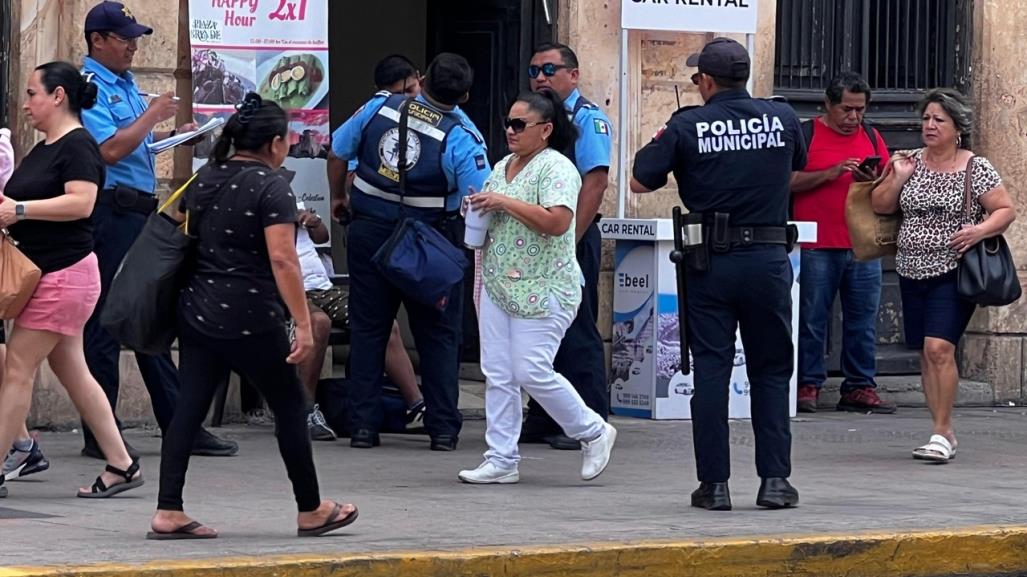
[504, 117, 547, 134]
[528, 63, 572, 78]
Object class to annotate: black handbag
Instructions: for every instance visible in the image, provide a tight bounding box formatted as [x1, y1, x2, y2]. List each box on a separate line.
[100, 168, 260, 353]
[956, 157, 1021, 306]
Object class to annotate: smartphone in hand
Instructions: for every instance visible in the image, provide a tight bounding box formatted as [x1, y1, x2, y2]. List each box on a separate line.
[857, 156, 882, 174]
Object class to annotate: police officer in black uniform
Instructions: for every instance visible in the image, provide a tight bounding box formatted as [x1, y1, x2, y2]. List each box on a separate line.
[630, 38, 806, 510]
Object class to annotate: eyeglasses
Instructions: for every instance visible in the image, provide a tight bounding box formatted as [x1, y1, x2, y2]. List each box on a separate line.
[504, 117, 547, 133]
[528, 63, 572, 78]
[103, 32, 140, 47]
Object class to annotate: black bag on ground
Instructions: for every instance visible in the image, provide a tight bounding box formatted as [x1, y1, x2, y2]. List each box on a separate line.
[316, 377, 416, 436]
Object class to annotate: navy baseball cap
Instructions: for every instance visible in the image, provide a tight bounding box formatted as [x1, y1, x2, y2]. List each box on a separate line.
[84, 2, 153, 38]
[686, 37, 750, 80]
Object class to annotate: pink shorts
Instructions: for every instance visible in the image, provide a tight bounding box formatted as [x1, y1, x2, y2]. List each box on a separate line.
[16, 253, 101, 337]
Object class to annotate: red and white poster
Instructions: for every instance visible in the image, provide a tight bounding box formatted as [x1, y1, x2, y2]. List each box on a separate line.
[188, 0, 331, 238]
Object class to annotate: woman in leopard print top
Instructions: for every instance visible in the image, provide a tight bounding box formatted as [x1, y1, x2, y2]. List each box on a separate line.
[872, 88, 1014, 463]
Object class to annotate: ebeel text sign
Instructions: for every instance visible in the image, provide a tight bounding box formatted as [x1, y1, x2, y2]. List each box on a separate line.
[621, 0, 758, 34]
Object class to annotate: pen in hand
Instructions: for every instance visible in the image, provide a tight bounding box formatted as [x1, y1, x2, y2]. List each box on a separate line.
[139, 92, 181, 101]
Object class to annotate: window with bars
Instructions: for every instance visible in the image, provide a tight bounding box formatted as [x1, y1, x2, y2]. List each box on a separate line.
[774, 0, 972, 95]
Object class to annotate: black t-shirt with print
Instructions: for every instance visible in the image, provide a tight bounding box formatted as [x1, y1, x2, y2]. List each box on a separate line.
[178, 160, 298, 338]
[5, 128, 105, 273]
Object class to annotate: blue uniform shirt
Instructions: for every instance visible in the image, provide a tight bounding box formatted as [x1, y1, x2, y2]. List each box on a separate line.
[565, 88, 612, 176]
[332, 93, 490, 211]
[632, 89, 807, 227]
[81, 56, 157, 194]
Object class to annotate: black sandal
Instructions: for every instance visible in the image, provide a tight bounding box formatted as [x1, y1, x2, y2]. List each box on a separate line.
[77, 458, 144, 499]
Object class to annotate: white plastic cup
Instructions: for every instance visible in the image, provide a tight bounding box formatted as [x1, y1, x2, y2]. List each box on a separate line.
[463, 206, 493, 249]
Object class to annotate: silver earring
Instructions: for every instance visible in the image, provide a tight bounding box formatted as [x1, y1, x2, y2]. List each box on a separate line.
[956, 135, 962, 148]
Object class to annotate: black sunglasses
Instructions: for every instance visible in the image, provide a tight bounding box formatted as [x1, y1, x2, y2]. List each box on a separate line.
[528, 63, 572, 78]
[503, 117, 548, 134]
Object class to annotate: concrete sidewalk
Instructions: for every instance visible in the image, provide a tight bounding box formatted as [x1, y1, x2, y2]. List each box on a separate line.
[3, 408, 1027, 576]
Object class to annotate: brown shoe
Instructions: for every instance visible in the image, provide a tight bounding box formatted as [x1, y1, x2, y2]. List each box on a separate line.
[837, 388, 896, 414]
[797, 385, 819, 413]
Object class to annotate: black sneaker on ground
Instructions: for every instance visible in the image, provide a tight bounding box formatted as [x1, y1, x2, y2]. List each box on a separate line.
[836, 388, 897, 414]
[307, 405, 337, 441]
[3, 439, 50, 480]
[191, 428, 239, 456]
[81, 438, 141, 461]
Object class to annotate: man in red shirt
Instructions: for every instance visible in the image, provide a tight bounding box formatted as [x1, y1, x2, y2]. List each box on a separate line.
[791, 72, 896, 414]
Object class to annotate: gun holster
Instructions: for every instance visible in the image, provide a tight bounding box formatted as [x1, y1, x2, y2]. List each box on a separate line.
[711, 212, 731, 253]
[785, 223, 799, 252]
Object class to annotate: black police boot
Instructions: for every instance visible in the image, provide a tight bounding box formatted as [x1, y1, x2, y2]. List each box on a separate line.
[690, 482, 732, 511]
[191, 428, 239, 457]
[544, 434, 581, 451]
[756, 477, 799, 509]
[350, 429, 380, 449]
[430, 435, 458, 452]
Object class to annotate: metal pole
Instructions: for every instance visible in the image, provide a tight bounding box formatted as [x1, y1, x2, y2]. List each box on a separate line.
[618, 27, 629, 218]
[746, 33, 756, 94]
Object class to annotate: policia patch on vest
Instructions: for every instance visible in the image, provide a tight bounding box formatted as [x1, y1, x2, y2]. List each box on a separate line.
[378, 128, 422, 182]
[407, 102, 443, 126]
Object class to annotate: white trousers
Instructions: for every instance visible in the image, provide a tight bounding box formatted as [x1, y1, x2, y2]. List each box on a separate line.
[479, 289, 605, 470]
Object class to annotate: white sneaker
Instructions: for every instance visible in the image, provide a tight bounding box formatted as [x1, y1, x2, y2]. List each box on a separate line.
[458, 461, 520, 484]
[581, 422, 617, 481]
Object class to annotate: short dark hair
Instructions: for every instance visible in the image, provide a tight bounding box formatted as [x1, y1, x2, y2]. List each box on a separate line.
[533, 42, 579, 69]
[513, 90, 579, 155]
[373, 54, 419, 90]
[36, 61, 98, 118]
[825, 71, 872, 105]
[423, 53, 473, 106]
[211, 93, 288, 164]
[709, 75, 748, 90]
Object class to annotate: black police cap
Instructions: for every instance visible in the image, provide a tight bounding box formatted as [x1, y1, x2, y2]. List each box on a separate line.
[85, 1, 153, 39]
[685, 37, 750, 81]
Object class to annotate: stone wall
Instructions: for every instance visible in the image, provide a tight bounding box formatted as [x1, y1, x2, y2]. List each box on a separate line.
[959, 0, 1027, 403]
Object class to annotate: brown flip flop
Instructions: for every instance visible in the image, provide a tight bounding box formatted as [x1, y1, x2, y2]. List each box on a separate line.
[297, 502, 358, 537]
[146, 521, 218, 540]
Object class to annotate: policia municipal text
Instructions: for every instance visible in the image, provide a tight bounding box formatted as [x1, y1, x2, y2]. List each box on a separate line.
[630, 37, 806, 511]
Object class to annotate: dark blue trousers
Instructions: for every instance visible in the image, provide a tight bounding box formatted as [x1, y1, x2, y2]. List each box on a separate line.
[345, 217, 463, 438]
[688, 245, 793, 483]
[525, 221, 609, 432]
[82, 203, 181, 445]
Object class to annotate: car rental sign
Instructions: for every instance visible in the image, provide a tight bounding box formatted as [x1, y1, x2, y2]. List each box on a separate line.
[621, 0, 758, 34]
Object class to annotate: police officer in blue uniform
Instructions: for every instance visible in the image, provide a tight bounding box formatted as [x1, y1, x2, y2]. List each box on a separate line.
[80, 1, 237, 459]
[328, 53, 491, 451]
[630, 38, 806, 510]
[520, 43, 613, 451]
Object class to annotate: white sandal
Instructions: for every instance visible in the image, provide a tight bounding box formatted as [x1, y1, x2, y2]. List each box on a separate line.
[912, 434, 956, 462]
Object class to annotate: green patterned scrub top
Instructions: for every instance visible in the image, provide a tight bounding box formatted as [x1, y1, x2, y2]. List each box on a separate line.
[481, 148, 582, 319]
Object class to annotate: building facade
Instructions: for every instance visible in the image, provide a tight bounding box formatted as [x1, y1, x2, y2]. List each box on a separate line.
[6, 0, 1026, 426]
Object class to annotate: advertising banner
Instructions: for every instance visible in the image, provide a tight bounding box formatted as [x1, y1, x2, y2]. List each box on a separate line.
[187, 0, 331, 239]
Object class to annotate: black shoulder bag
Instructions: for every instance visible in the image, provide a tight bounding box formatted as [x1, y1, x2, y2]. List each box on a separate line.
[371, 98, 468, 311]
[956, 157, 1021, 306]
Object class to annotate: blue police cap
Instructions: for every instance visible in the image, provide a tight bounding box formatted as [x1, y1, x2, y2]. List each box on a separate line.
[85, 1, 153, 38]
[686, 37, 750, 81]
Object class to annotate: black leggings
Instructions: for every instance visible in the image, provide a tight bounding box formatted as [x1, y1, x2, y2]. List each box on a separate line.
[157, 320, 321, 512]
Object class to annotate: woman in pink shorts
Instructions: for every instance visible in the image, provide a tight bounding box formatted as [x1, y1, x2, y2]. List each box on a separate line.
[0, 61, 142, 499]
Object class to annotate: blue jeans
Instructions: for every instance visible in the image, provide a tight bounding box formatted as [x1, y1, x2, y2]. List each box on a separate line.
[798, 249, 881, 393]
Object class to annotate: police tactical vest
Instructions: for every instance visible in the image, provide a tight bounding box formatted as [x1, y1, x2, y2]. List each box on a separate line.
[353, 93, 461, 222]
[562, 95, 598, 166]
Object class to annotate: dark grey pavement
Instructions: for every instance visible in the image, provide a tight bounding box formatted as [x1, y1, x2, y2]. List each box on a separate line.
[2, 407, 1027, 568]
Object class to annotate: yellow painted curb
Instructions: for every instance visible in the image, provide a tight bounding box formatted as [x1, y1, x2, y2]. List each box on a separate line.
[4, 525, 1027, 577]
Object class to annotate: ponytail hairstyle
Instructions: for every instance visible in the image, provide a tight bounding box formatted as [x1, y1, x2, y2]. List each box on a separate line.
[514, 89, 579, 154]
[35, 61, 98, 118]
[210, 92, 288, 164]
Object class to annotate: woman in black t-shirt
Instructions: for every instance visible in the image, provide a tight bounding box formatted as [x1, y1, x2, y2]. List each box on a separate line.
[147, 93, 357, 540]
[0, 62, 142, 499]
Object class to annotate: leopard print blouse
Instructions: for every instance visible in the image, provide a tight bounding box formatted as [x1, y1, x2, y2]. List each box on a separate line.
[896, 150, 1003, 280]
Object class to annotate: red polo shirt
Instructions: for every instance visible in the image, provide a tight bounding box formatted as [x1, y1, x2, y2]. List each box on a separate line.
[793, 117, 887, 249]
